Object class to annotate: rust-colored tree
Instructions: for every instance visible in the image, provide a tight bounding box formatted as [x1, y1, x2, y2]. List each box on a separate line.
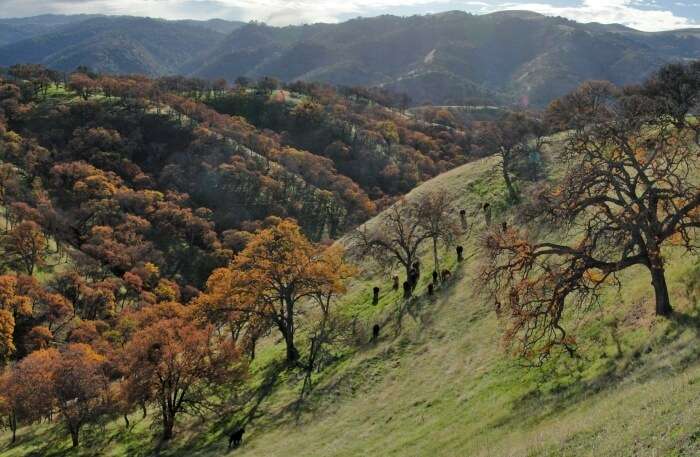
[482, 103, 700, 364]
[198, 219, 352, 364]
[0, 348, 56, 443]
[121, 317, 241, 441]
[68, 73, 98, 101]
[0, 369, 17, 444]
[2, 220, 50, 275]
[0, 275, 32, 360]
[50, 344, 113, 447]
[194, 267, 266, 359]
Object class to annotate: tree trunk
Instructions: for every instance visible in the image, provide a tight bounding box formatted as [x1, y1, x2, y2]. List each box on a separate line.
[70, 426, 79, 448]
[283, 330, 299, 364]
[432, 238, 440, 281]
[161, 412, 174, 441]
[650, 265, 673, 316]
[10, 412, 16, 444]
[502, 164, 518, 203]
[403, 260, 413, 284]
[249, 336, 257, 360]
[282, 297, 299, 364]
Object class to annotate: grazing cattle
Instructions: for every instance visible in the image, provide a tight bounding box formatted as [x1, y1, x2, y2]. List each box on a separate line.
[483, 203, 492, 226]
[441, 269, 452, 281]
[228, 428, 245, 449]
[392, 275, 399, 291]
[409, 269, 419, 291]
[456, 245, 464, 262]
[459, 209, 467, 228]
[372, 286, 380, 305]
[412, 261, 421, 278]
[403, 281, 412, 298]
[372, 324, 380, 341]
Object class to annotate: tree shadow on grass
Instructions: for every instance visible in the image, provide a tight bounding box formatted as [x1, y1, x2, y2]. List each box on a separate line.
[169, 358, 288, 456]
[4, 420, 125, 457]
[172, 259, 481, 454]
[1, 424, 69, 457]
[492, 309, 700, 433]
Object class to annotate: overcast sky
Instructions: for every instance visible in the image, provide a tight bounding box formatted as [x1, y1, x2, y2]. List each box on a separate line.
[0, 0, 698, 31]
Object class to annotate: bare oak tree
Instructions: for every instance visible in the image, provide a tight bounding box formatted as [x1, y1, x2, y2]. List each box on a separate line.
[416, 189, 462, 277]
[478, 112, 546, 203]
[631, 61, 700, 144]
[353, 199, 432, 280]
[482, 98, 700, 363]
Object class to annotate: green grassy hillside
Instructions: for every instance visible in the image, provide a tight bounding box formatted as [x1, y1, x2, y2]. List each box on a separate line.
[2, 153, 700, 457]
[225, 156, 700, 457]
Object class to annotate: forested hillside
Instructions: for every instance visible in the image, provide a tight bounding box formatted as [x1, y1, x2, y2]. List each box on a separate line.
[0, 65, 492, 291]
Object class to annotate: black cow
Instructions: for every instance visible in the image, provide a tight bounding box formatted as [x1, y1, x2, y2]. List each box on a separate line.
[372, 324, 381, 342]
[228, 428, 245, 449]
[403, 281, 412, 298]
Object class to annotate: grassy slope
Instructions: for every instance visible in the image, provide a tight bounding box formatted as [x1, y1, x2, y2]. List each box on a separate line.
[3, 148, 700, 456]
[227, 155, 700, 457]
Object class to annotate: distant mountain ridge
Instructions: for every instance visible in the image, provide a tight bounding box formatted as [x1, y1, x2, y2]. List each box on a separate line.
[0, 14, 103, 46]
[188, 11, 700, 106]
[0, 16, 244, 76]
[1, 11, 698, 106]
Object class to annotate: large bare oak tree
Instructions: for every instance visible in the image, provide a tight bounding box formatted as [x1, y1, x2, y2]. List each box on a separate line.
[482, 94, 700, 363]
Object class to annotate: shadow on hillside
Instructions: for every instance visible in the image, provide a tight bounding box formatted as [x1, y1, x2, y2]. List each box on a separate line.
[1, 424, 67, 457]
[164, 261, 480, 454]
[392, 261, 473, 336]
[172, 359, 288, 456]
[285, 265, 476, 419]
[494, 309, 700, 432]
[3, 416, 134, 457]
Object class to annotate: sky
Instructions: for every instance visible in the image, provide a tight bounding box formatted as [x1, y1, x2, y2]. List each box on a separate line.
[0, 0, 698, 32]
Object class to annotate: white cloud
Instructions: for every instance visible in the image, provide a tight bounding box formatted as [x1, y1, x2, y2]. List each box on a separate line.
[0, 0, 697, 31]
[498, 0, 698, 31]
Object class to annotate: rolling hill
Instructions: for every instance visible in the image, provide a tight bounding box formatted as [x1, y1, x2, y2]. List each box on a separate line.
[0, 34, 699, 457]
